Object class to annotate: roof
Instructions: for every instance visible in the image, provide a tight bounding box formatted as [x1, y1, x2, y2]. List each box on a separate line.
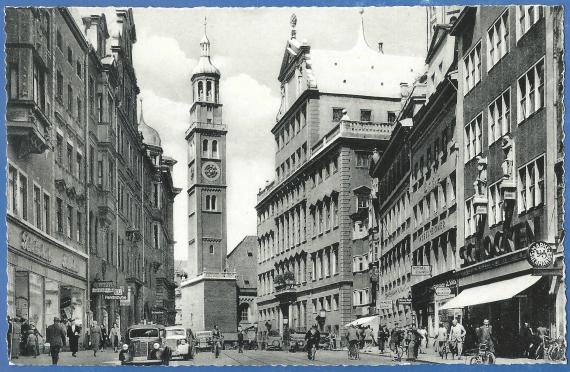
[308, 15, 425, 98]
[128, 324, 166, 330]
[138, 103, 161, 147]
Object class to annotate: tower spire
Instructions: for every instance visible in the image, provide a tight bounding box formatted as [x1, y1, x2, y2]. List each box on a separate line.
[200, 16, 211, 57]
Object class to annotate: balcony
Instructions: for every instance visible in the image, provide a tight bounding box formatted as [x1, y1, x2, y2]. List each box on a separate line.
[6, 101, 51, 157]
[97, 122, 116, 148]
[274, 283, 298, 301]
[97, 189, 115, 227]
[185, 121, 227, 138]
[311, 120, 394, 154]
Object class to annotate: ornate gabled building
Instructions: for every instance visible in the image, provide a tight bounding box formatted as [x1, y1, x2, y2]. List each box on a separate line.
[255, 11, 424, 343]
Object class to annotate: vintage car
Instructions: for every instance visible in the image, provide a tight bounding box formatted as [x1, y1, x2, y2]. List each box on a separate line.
[265, 330, 282, 351]
[165, 326, 194, 360]
[194, 331, 213, 351]
[119, 324, 172, 365]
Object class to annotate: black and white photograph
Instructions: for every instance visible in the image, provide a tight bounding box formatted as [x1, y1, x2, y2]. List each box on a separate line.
[3, 4, 567, 366]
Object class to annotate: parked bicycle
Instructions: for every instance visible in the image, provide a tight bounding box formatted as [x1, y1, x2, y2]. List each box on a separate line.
[546, 336, 566, 361]
[469, 343, 496, 365]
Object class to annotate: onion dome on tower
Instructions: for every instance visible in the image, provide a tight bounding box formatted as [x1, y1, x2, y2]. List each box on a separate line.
[192, 17, 220, 77]
[138, 99, 162, 148]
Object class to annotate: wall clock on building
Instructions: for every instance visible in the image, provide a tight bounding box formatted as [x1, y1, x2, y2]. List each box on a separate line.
[527, 241, 554, 268]
[202, 162, 220, 181]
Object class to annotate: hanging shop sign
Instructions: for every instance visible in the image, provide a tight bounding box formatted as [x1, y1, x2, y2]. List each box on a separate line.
[411, 265, 432, 276]
[435, 287, 452, 296]
[91, 281, 117, 294]
[105, 294, 128, 300]
[527, 241, 554, 268]
[531, 267, 563, 276]
[397, 298, 412, 306]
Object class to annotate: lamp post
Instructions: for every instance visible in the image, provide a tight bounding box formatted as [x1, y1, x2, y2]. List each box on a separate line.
[316, 310, 326, 331]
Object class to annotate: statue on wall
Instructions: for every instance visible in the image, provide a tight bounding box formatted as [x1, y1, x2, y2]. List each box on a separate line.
[475, 156, 487, 196]
[501, 134, 514, 180]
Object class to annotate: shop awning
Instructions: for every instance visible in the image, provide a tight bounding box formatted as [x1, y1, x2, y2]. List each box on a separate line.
[344, 315, 380, 328]
[439, 274, 540, 310]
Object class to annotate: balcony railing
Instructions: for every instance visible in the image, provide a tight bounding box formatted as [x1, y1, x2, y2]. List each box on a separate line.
[312, 120, 394, 154]
[186, 121, 227, 136]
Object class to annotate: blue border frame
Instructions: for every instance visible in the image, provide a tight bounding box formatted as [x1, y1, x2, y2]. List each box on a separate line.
[0, 1, 568, 371]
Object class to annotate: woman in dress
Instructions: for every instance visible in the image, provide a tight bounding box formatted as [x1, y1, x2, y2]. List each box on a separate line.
[90, 321, 102, 357]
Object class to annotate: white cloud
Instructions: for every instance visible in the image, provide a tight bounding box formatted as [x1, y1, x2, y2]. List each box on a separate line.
[133, 31, 196, 103]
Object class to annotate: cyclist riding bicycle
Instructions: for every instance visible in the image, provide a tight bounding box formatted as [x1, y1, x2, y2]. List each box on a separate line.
[304, 325, 320, 360]
[212, 325, 223, 358]
[346, 325, 360, 360]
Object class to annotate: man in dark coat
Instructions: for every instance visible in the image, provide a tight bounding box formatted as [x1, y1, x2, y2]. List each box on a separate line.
[11, 317, 22, 359]
[304, 325, 320, 360]
[46, 317, 67, 365]
[67, 319, 81, 357]
[476, 319, 496, 353]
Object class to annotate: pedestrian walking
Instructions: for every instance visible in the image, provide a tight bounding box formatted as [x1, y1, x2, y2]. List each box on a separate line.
[346, 324, 360, 359]
[100, 324, 108, 351]
[7, 316, 13, 361]
[21, 319, 30, 355]
[448, 319, 466, 359]
[109, 323, 121, 353]
[417, 326, 428, 354]
[329, 329, 337, 350]
[67, 319, 81, 357]
[390, 323, 404, 361]
[377, 326, 389, 354]
[519, 322, 533, 358]
[46, 317, 66, 365]
[26, 323, 43, 357]
[435, 322, 448, 356]
[237, 326, 244, 353]
[405, 326, 421, 361]
[476, 319, 496, 353]
[364, 325, 374, 352]
[90, 321, 102, 357]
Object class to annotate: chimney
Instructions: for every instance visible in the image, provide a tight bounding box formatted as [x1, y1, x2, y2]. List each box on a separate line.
[378, 42, 384, 53]
[400, 82, 410, 97]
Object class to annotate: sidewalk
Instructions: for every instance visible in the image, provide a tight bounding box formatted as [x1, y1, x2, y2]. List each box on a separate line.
[360, 345, 561, 365]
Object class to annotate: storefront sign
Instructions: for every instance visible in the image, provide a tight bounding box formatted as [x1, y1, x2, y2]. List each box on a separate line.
[532, 267, 563, 276]
[527, 241, 554, 268]
[411, 265, 432, 276]
[20, 231, 52, 263]
[397, 298, 412, 306]
[104, 294, 128, 300]
[378, 300, 392, 310]
[415, 219, 447, 246]
[435, 287, 452, 296]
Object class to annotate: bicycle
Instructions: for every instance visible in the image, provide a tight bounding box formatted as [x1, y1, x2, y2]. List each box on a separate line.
[545, 336, 566, 361]
[348, 342, 360, 360]
[469, 343, 496, 365]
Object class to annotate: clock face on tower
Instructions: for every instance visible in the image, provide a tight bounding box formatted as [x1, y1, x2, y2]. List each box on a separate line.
[202, 161, 220, 181]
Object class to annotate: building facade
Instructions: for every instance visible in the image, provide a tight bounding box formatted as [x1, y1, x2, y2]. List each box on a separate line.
[255, 13, 423, 343]
[445, 5, 565, 356]
[227, 236, 259, 330]
[6, 7, 179, 342]
[180, 22, 238, 334]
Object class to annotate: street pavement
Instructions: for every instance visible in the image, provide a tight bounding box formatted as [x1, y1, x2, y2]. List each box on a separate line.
[11, 347, 562, 366]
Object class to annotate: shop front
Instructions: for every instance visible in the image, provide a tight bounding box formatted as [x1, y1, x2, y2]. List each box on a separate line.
[440, 259, 559, 357]
[7, 218, 88, 349]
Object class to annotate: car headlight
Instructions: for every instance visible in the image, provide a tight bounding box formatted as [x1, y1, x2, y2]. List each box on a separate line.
[153, 343, 160, 350]
[122, 344, 129, 351]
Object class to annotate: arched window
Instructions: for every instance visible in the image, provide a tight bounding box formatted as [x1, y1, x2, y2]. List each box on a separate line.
[211, 195, 217, 210]
[206, 81, 212, 101]
[212, 140, 218, 158]
[202, 139, 209, 157]
[205, 195, 211, 210]
[198, 81, 204, 100]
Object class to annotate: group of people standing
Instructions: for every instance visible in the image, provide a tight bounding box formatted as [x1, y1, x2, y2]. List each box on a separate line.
[7, 316, 44, 359]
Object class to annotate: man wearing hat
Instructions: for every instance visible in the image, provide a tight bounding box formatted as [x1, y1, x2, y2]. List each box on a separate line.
[46, 317, 67, 365]
[67, 319, 81, 357]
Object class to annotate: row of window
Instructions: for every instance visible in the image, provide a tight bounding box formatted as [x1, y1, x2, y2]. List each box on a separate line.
[412, 174, 457, 230]
[463, 6, 543, 96]
[411, 126, 453, 190]
[464, 58, 545, 163]
[55, 133, 83, 180]
[276, 105, 306, 150]
[309, 155, 339, 188]
[353, 288, 371, 306]
[201, 139, 220, 159]
[8, 164, 83, 242]
[310, 196, 340, 238]
[258, 180, 306, 224]
[332, 107, 397, 123]
[310, 246, 339, 281]
[276, 143, 308, 181]
[352, 254, 369, 273]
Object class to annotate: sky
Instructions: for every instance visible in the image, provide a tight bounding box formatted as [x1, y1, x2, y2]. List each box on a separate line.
[80, 7, 428, 260]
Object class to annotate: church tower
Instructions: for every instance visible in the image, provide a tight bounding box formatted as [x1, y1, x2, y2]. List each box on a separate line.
[186, 18, 227, 277]
[181, 19, 236, 333]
